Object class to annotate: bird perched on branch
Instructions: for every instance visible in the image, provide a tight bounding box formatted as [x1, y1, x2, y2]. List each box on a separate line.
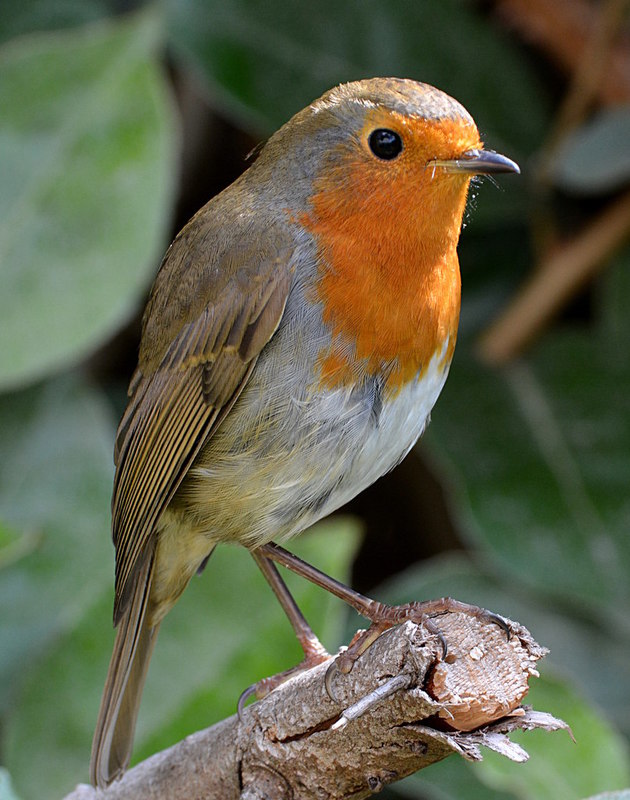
[90, 77, 519, 787]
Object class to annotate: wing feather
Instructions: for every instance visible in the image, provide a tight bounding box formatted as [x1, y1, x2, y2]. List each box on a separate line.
[111, 251, 294, 623]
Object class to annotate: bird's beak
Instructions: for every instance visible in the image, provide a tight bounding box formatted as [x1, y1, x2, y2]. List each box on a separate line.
[431, 149, 520, 175]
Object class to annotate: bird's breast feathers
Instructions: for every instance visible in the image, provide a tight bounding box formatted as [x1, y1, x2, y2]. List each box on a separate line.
[182, 323, 453, 548]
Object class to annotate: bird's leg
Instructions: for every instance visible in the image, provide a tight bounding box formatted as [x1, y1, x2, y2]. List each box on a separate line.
[252, 549, 330, 661]
[238, 551, 330, 715]
[259, 542, 509, 698]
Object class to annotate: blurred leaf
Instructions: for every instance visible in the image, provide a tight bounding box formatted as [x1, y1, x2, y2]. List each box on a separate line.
[478, 676, 630, 800]
[597, 245, 630, 350]
[425, 333, 630, 627]
[392, 754, 513, 800]
[3, 518, 360, 798]
[0, 0, 111, 45]
[0, 9, 177, 390]
[0, 522, 41, 570]
[0, 770, 21, 800]
[165, 0, 549, 155]
[457, 222, 531, 336]
[553, 108, 630, 194]
[3, 589, 110, 798]
[0, 378, 115, 715]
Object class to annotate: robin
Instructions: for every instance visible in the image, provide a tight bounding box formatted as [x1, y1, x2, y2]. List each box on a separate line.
[90, 77, 519, 787]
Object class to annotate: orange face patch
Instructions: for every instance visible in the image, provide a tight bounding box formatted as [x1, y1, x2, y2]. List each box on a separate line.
[301, 109, 479, 394]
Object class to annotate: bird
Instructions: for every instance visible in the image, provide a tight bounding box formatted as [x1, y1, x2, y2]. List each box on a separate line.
[89, 77, 519, 787]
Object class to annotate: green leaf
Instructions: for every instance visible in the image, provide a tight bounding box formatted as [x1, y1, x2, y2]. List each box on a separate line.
[0, 378, 115, 714]
[0, 0, 110, 45]
[0, 521, 41, 570]
[478, 676, 630, 800]
[393, 755, 513, 800]
[165, 0, 549, 155]
[553, 107, 630, 194]
[597, 245, 630, 350]
[0, 10, 177, 390]
[426, 333, 630, 625]
[3, 518, 360, 798]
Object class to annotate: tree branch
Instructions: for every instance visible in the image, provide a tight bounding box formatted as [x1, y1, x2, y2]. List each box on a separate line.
[66, 612, 565, 800]
[477, 187, 630, 365]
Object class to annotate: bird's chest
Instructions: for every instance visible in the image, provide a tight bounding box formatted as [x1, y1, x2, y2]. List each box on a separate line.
[294, 340, 453, 528]
[348, 347, 451, 478]
[202, 335, 453, 546]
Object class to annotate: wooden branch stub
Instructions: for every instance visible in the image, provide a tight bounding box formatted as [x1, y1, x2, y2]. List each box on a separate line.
[66, 612, 563, 800]
[426, 611, 542, 730]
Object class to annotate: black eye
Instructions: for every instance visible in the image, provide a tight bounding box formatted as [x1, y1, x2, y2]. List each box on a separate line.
[368, 128, 403, 160]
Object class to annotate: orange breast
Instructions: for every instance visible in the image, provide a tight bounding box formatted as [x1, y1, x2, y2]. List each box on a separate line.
[300, 117, 475, 395]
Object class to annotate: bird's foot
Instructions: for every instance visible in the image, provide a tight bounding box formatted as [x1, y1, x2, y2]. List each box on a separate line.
[238, 637, 330, 718]
[325, 597, 510, 701]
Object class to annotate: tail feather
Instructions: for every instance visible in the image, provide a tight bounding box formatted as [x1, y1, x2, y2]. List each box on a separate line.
[90, 550, 158, 788]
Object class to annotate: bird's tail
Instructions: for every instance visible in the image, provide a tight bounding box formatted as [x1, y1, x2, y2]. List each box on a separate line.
[90, 550, 158, 788]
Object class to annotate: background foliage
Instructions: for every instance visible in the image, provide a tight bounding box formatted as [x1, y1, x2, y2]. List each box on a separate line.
[1, 1, 629, 798]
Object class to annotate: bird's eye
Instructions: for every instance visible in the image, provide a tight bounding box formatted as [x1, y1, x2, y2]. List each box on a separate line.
[368, 129, 403, 160]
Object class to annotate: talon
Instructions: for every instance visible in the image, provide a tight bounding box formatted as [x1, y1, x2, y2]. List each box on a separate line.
[421, 615, 449, 659]
[487, 610, 511, 640]
[237, 684, 258, 720]
[325, 644, 364, 703]
[436, 629, 448, 659]
[325, 660, 341, 703]
[336, 651, 356, 675]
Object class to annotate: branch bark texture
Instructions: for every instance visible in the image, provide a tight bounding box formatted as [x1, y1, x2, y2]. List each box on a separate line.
[66, 612, 564, 800]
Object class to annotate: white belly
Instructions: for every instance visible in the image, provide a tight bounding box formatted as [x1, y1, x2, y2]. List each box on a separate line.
[194, 344, 449, 545]
[297, 342, 452, 527]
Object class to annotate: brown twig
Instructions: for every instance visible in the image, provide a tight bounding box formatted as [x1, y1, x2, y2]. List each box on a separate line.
[477, 188, 630, 364]
[64, 613, 561, 800]
[495, 0, 630, 105]
[481, 0, 630, 361]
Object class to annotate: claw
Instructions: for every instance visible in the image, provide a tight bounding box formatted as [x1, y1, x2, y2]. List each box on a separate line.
[487, 610, 512, 640]
[421, 615, 449, 659]
[237, 684, 258, 720]
[325, 659, 341, 703]
[436, 628, 448, 659]
[325, 642, 366, 703]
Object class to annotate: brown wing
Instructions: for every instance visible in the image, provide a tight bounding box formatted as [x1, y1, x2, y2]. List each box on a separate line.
[111, 241, 295, 624]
